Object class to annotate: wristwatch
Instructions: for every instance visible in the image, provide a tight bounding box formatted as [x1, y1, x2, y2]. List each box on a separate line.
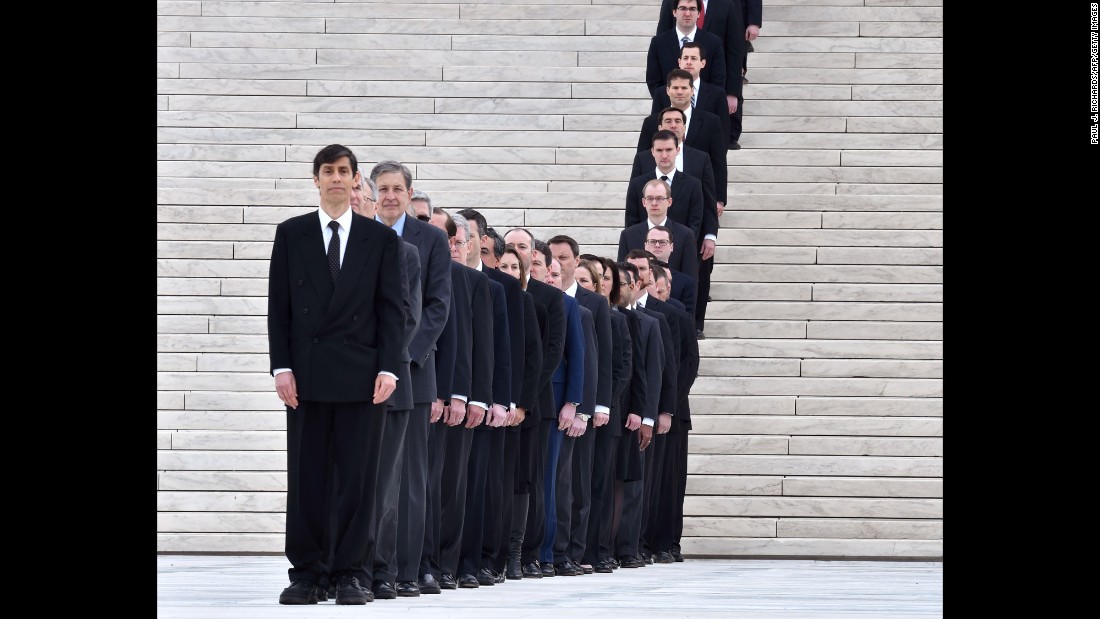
[577, 413, 591, 423]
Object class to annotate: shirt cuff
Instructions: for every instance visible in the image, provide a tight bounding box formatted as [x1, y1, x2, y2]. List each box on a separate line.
[469, 400, 488, 410]
[273, 368, 291, 376]
[451, 394, 468, 403]
[642, 418, 655, 427]
[704, 234, 717, 242]
[378, 371, 398, 380]
[594, 405, 610, 415]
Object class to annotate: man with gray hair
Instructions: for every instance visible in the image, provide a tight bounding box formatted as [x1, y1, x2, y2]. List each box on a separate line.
[410, 190, 432, 221]
[368, 161, 452, 599]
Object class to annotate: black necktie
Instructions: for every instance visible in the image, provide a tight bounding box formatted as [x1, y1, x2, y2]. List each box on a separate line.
[327, 220, 341, 283]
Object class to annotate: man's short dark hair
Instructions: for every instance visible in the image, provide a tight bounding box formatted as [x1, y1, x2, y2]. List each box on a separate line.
[617, 261, 638, 286]
[625, 249, 652, 262]
[533, 239, 552, 265]
[313, 144, 358, 178]
[680, 41, 706, 61]
[432, 206, 456, 237]
[652, 129, 679, 147]
[667, 68, 694, 86]
[648, 224, 672, 238]
[486, 227, 505, 260]
[547, 235, 580, 258]
[659, 106, 687, 124]
[456, 208, 488, 239]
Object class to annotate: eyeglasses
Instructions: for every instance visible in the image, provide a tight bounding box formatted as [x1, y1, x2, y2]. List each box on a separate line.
[416, 214, 430, 221]
[676, 6, 698, 12]
[451, 239, 469, 248]
[645, 239, 671, 247]
[643, 197, 669, 204]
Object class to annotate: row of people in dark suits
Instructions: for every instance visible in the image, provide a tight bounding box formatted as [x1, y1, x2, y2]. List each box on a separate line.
[637, 0, 764, 337]
[271, 147, 703, 605]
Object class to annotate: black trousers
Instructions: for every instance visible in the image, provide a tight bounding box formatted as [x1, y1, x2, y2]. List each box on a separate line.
[567, 420, 596, 563]
[439, 422, 475, 576]
[396, 404, 431, 582]
[640, 430, 669, 557]
[373, 408, 410, 584]
[696, 256, 713, 333]
[614, 447, 645, 559]
[459, 427, 493, 576]
[521, 417, 554, 565]
[585, 424, 617, 565]
[651, 426, 685, 552]
[419, 418, 448, 579]
[489, 427, 519, 573]
[285, 400, 386, 586]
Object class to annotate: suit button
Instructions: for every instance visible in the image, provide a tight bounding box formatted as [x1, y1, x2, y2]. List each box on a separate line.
[303, 307, 309, 314]
[312, 338, 319, 343]
[297, 280, 303, 286]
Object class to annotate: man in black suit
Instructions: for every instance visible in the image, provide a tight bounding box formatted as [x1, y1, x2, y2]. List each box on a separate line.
[453, 209, 515, 588]
[646, 0, 725, 101]
[503, 228, 566, 580]
[644, 224, 698, 319]
[618, 178, 700, 282]
[630, 121, 717, 232]
[269, 144, 407, 605]
[366, 162, 453, 600]
[640, 106, 720, 338]
[651, 42, 731, 141]
[612, 261, 665, 568]
[649, 263, 700, 563]
[547, 236, 612, 575]
[657, 0, 746, 149]
[625, 134, 705, 244]
[626, 252, 681, 564]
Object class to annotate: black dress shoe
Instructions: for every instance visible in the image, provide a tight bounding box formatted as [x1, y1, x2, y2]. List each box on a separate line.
[316, 582, 331, 602]
[696, 330, 705, 340]
[372, 579, 397, 600]
[671, 549, 685, 562]
[506, 557, 523, 580]
[654, 550, 675, 564]
[540, 562, 556, 577]
[579, 563, 594, 574]
[641, 551, 654, 564]
[457, 573, 480, 588]
[335, 575, 370, 605]
[494, 570, 506, 584]
[594, 559, 614, 573]
[611, 557, 620, 569]
[418, 574, 442, 594]
[396, 581, 421, 597]
[618, 555, 643, 568]
[279, 580, 320, 605]
[554, 560, 580, 576]
[522, 561, 543, 578]
[439, 573, 458, 590]
[728, 141, 741, 150]
[476, 568, 496, 586]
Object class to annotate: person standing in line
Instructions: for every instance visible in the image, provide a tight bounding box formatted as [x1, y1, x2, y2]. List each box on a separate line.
[269, 144, 407, 605]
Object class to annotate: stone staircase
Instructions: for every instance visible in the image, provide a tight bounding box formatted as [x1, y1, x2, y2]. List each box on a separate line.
[157, 0, 943, 558]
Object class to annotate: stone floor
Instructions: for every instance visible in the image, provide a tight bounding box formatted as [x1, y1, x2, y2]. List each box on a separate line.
[157, 555, 943, 618]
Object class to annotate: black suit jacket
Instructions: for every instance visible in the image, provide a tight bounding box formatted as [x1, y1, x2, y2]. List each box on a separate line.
[608, 308, 632, 438]
[526, 277, 566, 420]
[577, 304, 598, 418]
[486, 276, 512, 412]
[616, 306, 663, 482]
[384, 241, 421, 412]
[575, 287, 613, 414]
[669, 268, 698, 319]
[665, 298, 699, 432]
[517, 290, 543, 418]
[657, 0, 745, 98]
[631, 143, 718, 213]
[435, 262, 463, 403]
[638, 108, 727, 225]
[400, 215, 453, 405]
[617, 220, 699, 281]
[267, 211, 406, 402]
[486, 265, 524, 409]
[624, 170, 704, 244]
[638, 297, 679, 416]
[650, 80, 731, 146]
[465, 266, 494, 407]
[645, 28, 726, 97]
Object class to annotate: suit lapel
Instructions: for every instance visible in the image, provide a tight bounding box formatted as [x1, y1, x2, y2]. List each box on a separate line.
[326, 215, 371, 318]
[299, 217, 335, 304]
